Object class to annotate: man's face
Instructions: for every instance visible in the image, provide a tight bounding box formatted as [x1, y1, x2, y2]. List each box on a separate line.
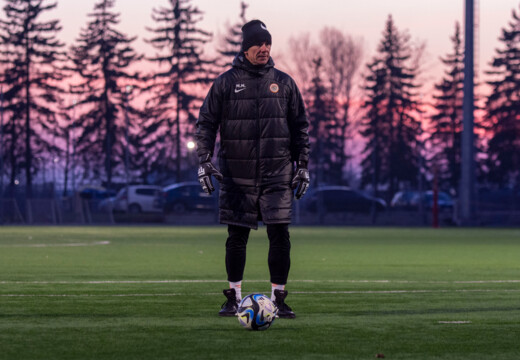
[244, 42, 271, 65]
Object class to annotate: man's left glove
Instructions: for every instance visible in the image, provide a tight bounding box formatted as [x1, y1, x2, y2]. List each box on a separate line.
[198, 155, 223, 195]
[291, 161, 310, 200]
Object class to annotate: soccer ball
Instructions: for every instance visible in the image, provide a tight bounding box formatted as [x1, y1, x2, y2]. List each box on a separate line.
[237, 293, 278, 330]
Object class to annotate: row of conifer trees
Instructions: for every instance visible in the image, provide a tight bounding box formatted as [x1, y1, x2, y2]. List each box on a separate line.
[0, 0, 519, 199]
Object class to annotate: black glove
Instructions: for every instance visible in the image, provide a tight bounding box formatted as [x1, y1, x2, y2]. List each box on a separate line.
[291, 161, 310, 200]
[198, 155, 223, 195]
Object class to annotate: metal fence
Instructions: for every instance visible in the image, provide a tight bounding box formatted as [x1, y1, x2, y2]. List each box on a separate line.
[1, 196, 519, 227]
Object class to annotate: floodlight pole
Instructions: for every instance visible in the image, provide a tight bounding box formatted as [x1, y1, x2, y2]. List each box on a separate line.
[124, 85, 132, 212]
[460, 0, 476, 225]
[71, 99, 77, 196]
[0, 86, 4, 193]
[0, 86, 4, 223]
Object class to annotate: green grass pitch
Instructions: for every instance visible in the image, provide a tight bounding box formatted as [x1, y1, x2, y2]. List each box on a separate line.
[0, 226, 519, 359]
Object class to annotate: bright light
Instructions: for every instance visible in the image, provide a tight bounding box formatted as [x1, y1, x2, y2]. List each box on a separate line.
[126, 85, 133, 93]
[54, 157, 59, 163]
[187, 141, 195, 150]
[14, 179, 19, 185]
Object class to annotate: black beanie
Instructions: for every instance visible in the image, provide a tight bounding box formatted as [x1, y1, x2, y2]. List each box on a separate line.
[241, 20, 272, 51]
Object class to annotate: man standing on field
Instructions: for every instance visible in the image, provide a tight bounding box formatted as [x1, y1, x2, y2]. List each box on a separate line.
[196, 19, 310, 318]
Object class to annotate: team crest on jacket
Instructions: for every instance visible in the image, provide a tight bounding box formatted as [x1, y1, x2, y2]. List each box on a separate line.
[269, 83, 279, 93]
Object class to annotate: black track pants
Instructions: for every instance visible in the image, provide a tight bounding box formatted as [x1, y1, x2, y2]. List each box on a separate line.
[225, 224, 291, 285]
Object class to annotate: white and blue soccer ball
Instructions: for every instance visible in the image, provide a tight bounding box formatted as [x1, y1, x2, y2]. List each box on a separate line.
[237, 293, 278, 330]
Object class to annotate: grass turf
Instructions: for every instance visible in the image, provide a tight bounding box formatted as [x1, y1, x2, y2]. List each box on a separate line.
[0, 226, 519, 359]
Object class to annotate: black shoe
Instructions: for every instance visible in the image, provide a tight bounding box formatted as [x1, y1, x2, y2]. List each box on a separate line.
[273, 289, 296, 319]
[219, 288, 238, 317]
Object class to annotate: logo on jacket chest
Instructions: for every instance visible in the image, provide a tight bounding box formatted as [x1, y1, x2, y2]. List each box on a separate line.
[233, 82, 280, 95]
[234, 83, 246, 93]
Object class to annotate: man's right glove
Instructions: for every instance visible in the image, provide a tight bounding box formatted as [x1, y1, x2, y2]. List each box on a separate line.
[291, 161, 310, 200]
[198, 155, 223, 195]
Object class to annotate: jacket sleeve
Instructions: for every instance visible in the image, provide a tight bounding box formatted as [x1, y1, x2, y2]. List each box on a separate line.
[196, 77, 223, 160]
[288, 79, 310, 164]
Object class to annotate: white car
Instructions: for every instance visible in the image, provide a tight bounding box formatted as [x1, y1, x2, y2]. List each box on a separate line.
[112, 185, 163, 213]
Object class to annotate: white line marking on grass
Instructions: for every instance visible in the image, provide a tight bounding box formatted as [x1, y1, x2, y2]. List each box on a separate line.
[0, 279, 227, 284]
[1, 289, 519, 297]
[453, 280, 520, 284]
[438, 321, 472, 324]
[0, 293, 192, 297]
[0, 293, 224, 298]
[296, 280, 520, 284]
[0, 241, 111, 248]
[1, 279, 520, 285]
[293, 289, 520, 295]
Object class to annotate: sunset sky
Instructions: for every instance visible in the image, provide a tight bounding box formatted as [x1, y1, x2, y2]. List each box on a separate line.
[2, 0, 518, 184]
[29, 0, 518, 170]
[45, 0, 520, 92]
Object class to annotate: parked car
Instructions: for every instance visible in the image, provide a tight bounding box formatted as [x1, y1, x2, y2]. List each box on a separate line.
[110, 185, 163, 213]
[477, 188, 520, 211]
[78, 186, 116, 200]
[78, 186, 117, 212]
[391, 190, 454, 210]
[423, 191, 454, 210]
[162, 182, 216, 213]
[389, 190, 417, 210]
[98, 196, 116, 212]
[303, 186, 387, 213]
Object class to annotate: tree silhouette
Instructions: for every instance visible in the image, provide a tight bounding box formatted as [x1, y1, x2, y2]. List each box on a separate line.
[319, 27, 363, 184]
[288, 33, 316, 99]
[145, 0, 216, 183]
[0, 0, 66, 196]
[288, 30, 363, 186]
[217, 1, 248, 71]
[360, 15, 423, 198]
[484, 5, 520, 188]
[306, 57, 339, 185]
[69, 0, 142, 189]
[307, 57, 343, 185]
[58, 98, 74, 196]
[429, 22, 464, 193]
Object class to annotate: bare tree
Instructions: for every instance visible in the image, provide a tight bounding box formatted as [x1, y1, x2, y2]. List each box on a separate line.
[288, 29, 363, 184]
[288, 33, 317, 96]
[319, 27, 364, 183]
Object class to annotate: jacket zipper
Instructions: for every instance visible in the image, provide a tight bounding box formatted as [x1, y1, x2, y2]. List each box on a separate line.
[255, 79, 261, 187]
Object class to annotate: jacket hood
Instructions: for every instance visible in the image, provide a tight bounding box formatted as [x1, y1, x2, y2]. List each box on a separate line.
[232, 53, 274, 76]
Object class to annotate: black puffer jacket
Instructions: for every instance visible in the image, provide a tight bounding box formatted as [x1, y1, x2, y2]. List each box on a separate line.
[196, 54, 309, 229]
